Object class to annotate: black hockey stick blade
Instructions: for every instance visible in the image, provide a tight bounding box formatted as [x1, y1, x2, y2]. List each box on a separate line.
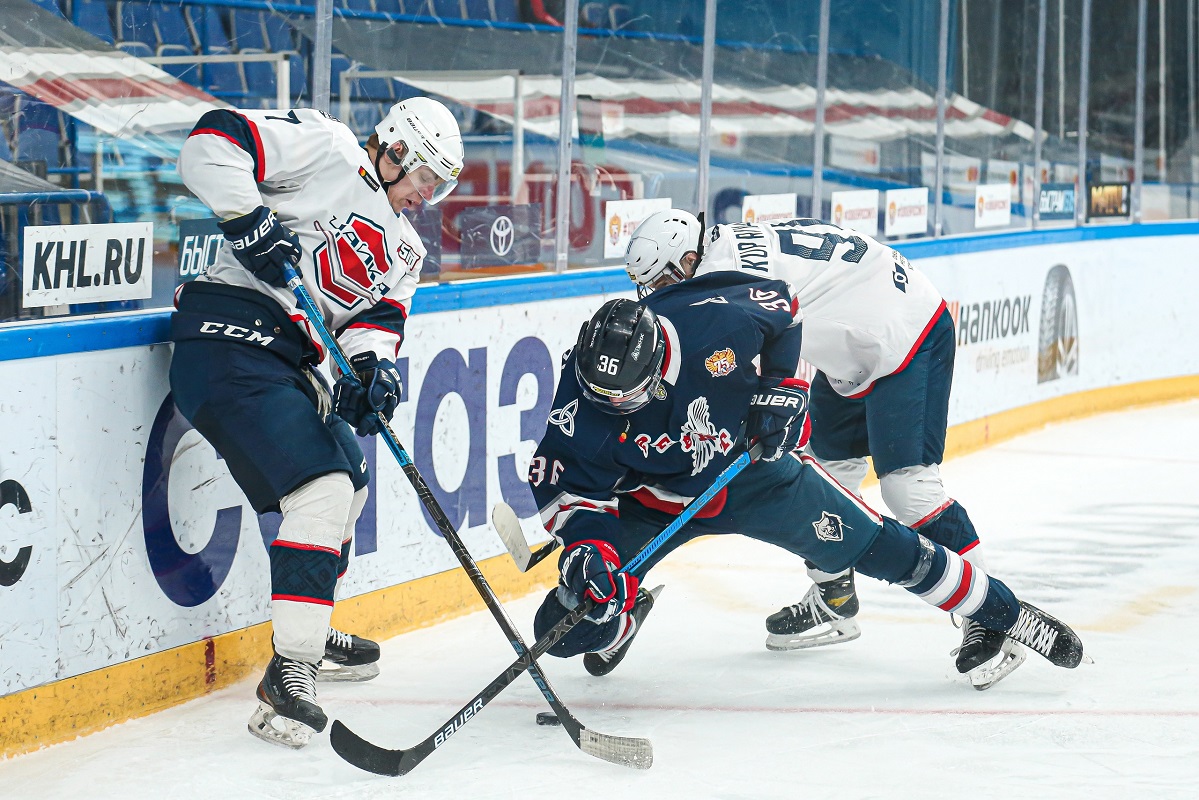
[492, 502, 560, 572]
[329, 601, 653, 776]
[329, 720, 406, 776]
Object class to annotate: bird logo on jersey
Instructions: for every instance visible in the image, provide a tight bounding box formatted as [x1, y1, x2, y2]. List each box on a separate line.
[704, 348, 737, 377]
[813, 511, 848, 542]
[633, 396, 734, 475]
[313, 214, 391, 309]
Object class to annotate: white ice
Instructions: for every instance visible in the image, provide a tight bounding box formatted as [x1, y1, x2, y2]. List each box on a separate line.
[3, 401, 1198, 799]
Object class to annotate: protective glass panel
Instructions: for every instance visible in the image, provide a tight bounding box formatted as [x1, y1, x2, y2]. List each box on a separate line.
[947, 0, 1040, 234]
[791, 1, 946, 242]
[705, 1, 818, 231]
[1036, 0, 1084, 228]
[1085, 0, 1137, 225]
[1140, 0, 1198, 221]
[554, 8, 703, 270]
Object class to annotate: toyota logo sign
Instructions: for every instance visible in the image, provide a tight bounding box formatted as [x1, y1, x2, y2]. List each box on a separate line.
[490, 215, 514, 256]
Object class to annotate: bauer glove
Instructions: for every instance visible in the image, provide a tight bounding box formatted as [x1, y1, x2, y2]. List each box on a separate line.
[746, 377, 810, 462]
[560, 540, 640, 624]
[333, 352, 402, 437]
[218, 205, 301, 288]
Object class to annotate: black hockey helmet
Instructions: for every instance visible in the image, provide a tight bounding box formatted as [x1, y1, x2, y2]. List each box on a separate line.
[574, 299, 666, 415]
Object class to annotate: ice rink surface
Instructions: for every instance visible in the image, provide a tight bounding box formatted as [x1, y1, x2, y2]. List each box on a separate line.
[3, 401, 1198, 799]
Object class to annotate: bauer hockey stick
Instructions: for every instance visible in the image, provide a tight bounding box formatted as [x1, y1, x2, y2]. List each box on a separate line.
[280, 265, 649, 775]
[328, 441, 761, 777]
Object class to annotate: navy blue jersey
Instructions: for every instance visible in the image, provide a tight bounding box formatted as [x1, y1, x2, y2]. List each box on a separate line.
[530, 271, 802, 547]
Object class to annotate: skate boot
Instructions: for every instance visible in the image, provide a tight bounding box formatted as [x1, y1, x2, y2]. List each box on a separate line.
[317, 627, 381, 682]
[765, 570, 861, 651]
[247, 654, 326, 749]
[584, 585, 664, 677]
[952, 617, 1027, 690]
[1002, 601, 1086, 668]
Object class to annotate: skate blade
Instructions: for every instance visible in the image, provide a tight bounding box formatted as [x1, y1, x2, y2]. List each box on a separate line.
[317, 661, 381, 683]
[765, 618, 861, 651]
[247, 702, 317, 749]
[968, 642, 1028, 691]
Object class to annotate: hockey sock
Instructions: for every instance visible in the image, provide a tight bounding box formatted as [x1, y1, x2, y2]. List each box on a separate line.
[856, 519, 1019, 631]
[913, 499, 984, 567]
[271, 473, 354, 663]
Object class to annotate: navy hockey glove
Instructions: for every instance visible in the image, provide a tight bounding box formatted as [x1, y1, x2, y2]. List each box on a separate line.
[746, 377, 810, 462]
[217, 206, 301, 288]
[560, 540, 640, 624]
[333, 352, 403, 437]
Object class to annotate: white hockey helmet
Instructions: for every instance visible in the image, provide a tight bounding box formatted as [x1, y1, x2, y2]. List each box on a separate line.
[375, 97, 464, 205]
[624, 209, 703, 291]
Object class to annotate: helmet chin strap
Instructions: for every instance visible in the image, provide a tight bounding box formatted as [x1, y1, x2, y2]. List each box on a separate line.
[374, 144, 407, 192]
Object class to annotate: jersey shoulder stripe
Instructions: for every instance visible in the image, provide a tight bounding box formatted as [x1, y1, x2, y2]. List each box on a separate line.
[188, 109, 264, 182]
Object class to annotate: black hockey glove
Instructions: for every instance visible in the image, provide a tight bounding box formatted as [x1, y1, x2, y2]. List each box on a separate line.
[746, 377, 811, 462]
[560, 540, 640, 624]
[217, 205, 301, 288]
[333, 352, 403, 437]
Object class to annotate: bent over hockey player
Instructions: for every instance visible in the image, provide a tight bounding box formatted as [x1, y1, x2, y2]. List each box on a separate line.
[527, 281, 1085, 687]
[170, 98, 463, 747]
[624, 210, 1022, 688]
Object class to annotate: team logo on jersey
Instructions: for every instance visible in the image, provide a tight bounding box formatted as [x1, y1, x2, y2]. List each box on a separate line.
[632, 397, 734, 476]
[358, 166, 380, 192]
[314, 213, 391, 309]
[690, 296, 728, 307]
[704, 348, 737, 377]
[812, 511, 847, 542]
[548, 399, 578, 437]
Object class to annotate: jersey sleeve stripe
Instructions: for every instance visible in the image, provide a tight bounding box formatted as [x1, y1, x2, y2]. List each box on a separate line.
[538, 492, 619, 535]
[241, 114, 266, 182]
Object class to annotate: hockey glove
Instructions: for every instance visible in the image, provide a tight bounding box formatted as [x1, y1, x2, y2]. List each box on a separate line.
[217, 206, 301, 288]
[560, 540, 640, 625]
[746, 377, 810, 462]
[333, 352, 403, 437]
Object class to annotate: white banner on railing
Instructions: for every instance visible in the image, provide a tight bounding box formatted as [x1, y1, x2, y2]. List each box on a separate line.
[974, 183, 1012, 229]
[22, 223, 154, 308]
[603, 197, 673, 259]
[884, 187, 929, 236]
[742, 193, 797, 224]
[831, 189, 879, 236]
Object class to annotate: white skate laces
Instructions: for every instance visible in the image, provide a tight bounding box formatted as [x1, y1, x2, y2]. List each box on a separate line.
[1007, 606, 1059, 657]
[280, 658, 319, 705]
[327, 627, 354, 652]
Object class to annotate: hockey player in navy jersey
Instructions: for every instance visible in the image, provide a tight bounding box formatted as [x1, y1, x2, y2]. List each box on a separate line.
[170, 98, 462, 747]
[624, 209, 1024, 689]
[528, 283, 1085, 686]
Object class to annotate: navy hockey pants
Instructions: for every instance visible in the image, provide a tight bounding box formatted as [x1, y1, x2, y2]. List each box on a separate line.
[808, 307, 954, 475]
[533, 451, 1019, 656]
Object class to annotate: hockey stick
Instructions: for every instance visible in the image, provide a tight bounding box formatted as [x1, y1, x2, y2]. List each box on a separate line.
[328, 442, 761, 776]
[279, 266, 648, 774]
[491, 503, 559, 572]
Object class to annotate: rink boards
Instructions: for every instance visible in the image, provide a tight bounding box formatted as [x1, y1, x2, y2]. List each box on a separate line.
[2, 225, 1199, 755]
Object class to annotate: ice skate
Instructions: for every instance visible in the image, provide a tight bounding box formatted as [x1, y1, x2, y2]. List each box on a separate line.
[1001, 601, 1086, 668]
[765, 570, 861, 651]
[584, 585, 664, 677]
[317, 627, 381, 682]
[247, 654, 327, 749]
[952, 617, 1027, 690]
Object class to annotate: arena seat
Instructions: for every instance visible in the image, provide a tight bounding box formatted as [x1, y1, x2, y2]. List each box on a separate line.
[75, 0, 117, 45]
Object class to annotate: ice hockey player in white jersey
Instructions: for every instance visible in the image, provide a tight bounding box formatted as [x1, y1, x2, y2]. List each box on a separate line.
[170, 98, 463, 746]
[625, 210, 1023, 690]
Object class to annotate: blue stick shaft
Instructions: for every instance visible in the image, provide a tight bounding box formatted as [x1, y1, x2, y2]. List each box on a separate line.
[622, 449, 753, 577]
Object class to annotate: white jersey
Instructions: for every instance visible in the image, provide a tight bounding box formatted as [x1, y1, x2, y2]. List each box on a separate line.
[177, 107, 426, 364]
[695, 218, 946, 397]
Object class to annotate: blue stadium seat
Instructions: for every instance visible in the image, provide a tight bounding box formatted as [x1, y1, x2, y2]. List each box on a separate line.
[153, 5, 197, 50]
[330, 54, 351, 99]
[263, 13, 298, 52]
[158, 43, 198, 81]
[581, 2, 607, 28]
[430, 0, 464, 18]
[29, 0, 64, 18]
[229, 10, 269, 50]
[116, 40, 155, 59]
[119, 2, 158, 49]
[76, 0, 116, 45]
[16, 100, 62, 168]
[609, 3, 631, 29]
[462, 0, 492, 21]
[490, 0, 520, 23]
